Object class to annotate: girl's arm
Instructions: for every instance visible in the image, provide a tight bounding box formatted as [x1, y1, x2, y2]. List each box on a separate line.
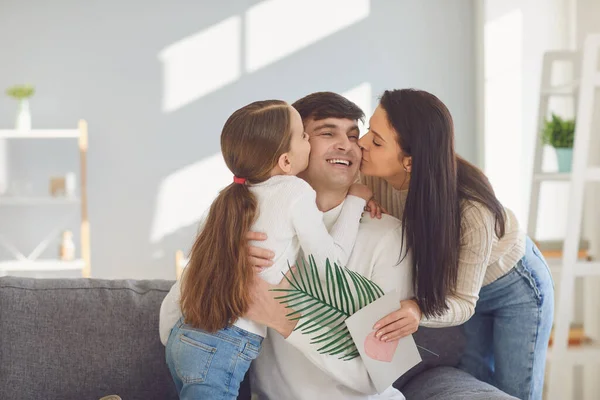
[290, 183, 369, 268]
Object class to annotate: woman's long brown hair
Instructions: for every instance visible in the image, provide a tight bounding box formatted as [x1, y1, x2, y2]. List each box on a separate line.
[180, 100, 293, 332]
[380, 89, 506, 318]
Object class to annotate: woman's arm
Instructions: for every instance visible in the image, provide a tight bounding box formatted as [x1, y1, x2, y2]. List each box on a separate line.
[373, 204, 496, 337]
[420, 204, 495, 327]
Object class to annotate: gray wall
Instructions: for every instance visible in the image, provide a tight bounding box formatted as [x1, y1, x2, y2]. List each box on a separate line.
[0, 0, 477, 279]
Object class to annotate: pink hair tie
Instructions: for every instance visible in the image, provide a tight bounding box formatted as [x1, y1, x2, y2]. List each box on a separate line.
[233, 176, 246, 184]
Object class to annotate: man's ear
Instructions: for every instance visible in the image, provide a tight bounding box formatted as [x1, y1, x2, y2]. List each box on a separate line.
[278, 152, 292, 174]
[403, 156, 412, 173]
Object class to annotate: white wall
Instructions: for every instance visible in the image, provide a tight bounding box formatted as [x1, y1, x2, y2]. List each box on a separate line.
[483, 0, 574, 241]
[577, 0, 600, 258]
[576, 0, 600, 366]
[0, 0, 479, 279]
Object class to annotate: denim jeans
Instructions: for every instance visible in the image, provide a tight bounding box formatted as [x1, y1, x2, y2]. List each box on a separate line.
[458, 237, 554, 400]
[165, 318, 263, 400]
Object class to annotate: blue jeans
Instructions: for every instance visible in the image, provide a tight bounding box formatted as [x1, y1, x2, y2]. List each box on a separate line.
[458, 237, 554, 400]
[165, 318, 263, 400]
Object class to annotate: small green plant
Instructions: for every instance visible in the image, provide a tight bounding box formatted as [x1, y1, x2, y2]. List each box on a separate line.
[542, 113, 575, 149]
[6, 84, 35, 100]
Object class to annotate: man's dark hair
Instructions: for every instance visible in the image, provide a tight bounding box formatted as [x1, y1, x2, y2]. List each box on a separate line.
[292, 91, 365, 123]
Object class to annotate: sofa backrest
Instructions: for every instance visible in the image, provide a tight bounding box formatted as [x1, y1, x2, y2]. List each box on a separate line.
[1, 277, 466, 399]
[394, 325, 466, 389]
[0, 277, 178, 400]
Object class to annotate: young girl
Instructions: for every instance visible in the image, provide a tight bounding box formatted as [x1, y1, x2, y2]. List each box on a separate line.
[164, 100, 372, 399]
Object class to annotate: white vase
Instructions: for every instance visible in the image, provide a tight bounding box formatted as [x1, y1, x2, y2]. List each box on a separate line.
[15, 99, 32, 130]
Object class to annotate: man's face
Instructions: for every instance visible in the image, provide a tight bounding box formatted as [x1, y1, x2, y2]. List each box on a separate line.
[297, 117, 362, 190]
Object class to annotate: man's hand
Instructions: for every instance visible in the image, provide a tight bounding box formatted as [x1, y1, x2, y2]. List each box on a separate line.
[246, 231, 275, 270]
[245, 271, 298, 338]
[372, 299, 422, 342]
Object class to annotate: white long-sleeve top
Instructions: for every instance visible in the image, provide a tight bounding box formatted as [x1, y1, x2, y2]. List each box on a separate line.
[362, 175, 526, 327]
[250, 202, 414, 400]
[159, 175, 366, 339]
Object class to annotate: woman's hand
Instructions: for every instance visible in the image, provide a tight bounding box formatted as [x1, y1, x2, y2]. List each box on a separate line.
[365, 197, 387, 219]
[372, 299, 422, 342]
[246, 231, 275, 270]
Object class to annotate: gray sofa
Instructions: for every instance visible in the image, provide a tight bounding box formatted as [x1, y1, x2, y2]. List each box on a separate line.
[0, 277, 516, 400]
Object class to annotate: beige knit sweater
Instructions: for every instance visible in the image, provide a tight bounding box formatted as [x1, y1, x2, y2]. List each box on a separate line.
[362, 175, 526, 327]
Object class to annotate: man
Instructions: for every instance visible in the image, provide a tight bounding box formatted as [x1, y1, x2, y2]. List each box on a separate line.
[245, 92, 413, 399]
[159, 92, 414, 399]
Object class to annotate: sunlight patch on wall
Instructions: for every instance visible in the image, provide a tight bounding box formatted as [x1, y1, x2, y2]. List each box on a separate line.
[245, 0, 370, 73]
[342, 82, 372, 136]
[150, 153, 230, 243]
[484, 9, 524, 223]
[159, 16, 241, 113]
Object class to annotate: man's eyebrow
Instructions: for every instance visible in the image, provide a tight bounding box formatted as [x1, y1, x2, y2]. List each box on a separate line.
[313, 123, 339, 131]
[346, 125, 360, 135]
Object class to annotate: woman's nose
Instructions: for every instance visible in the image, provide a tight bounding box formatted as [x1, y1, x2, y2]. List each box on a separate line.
[358, 135, 368, 150]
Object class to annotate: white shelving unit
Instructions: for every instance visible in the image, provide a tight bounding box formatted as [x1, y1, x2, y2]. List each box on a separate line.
[531, 36, 600, 400]
[0, 121, 91, 278]
[0, 130, 80, 139]
[0, 197, 81, 205]
[0, 259, 85, 272]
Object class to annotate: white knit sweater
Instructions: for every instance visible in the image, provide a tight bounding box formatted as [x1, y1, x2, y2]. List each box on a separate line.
[251, 202, 412, 400]
[159, 175, 366, 338]
[362, 175, 526, 327]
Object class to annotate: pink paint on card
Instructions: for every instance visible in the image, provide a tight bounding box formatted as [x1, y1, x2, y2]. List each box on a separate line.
[364, 331, 399, 362]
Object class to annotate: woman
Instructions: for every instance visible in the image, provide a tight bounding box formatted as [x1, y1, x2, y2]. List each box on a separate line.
[359, 89, 554, 400]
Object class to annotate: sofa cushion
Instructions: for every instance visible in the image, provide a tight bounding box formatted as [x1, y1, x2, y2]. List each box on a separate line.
[0, 277, 178, 400]
[399, 366, 518, 400]
[395, 326, 466, 388]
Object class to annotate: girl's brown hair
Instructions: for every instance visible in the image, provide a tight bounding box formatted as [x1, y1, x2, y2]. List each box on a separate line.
[180, 100, 293, 332]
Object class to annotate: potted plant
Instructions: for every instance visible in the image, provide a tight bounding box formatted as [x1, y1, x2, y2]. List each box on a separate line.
[542, 113, 575, 173]
[6, 84, 35, 130]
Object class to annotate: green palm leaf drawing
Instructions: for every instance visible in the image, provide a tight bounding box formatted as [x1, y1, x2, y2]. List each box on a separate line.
[271, 255, 385, 360]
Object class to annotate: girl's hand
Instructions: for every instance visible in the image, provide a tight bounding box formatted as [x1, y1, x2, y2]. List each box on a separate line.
[348, 183, 373, 202]
[246, 231, 274, 271]
[372, 299, 422, 342]
[365, 198, 387, 219]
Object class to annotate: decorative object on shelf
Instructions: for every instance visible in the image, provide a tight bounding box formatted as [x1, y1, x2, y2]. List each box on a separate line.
[59, 231, 75, 261]
[50, 177, 66, 196]
[0, 121, 91, 278]
[6, 180, 33, 197]
[5, 84, 35, 131]
[65, 172, 76, 197]
[542, 113, 575, 172]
